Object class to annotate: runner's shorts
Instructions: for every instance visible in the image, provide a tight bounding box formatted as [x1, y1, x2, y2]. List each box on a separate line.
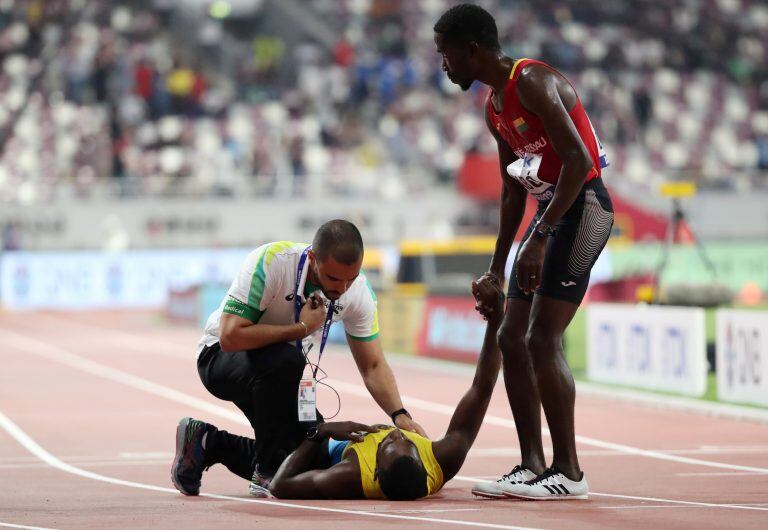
[508, 177, 614, 305]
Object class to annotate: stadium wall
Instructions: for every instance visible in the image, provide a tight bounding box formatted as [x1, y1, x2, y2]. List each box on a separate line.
[0, 194, 475, 250]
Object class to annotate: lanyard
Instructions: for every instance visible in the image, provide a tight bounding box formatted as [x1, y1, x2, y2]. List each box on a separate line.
[293, 246, 335, 377]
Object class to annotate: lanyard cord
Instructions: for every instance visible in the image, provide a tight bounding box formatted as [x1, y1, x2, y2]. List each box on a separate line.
[293, 246, 335, 379]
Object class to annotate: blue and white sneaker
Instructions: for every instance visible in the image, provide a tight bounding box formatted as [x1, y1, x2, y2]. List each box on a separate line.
[171, 417, 214, 496]
[503, 467, 589, 500]
[471, 465, 537, 498]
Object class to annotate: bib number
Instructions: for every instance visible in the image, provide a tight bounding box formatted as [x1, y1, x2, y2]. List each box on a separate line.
[506, 154, 554, 200]
[297, 379, 317, 422]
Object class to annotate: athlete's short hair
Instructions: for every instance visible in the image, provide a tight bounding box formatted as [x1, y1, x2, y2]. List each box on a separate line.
[433, 3, 500, 51]
[377, 455, 428, 501]
[312, 219, 364, 265]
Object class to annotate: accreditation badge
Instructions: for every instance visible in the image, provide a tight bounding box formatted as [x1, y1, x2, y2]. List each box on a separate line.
[297, 378, 317, 422]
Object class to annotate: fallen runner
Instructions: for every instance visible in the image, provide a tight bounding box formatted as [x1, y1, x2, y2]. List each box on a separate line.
[268, 275, 505, 500]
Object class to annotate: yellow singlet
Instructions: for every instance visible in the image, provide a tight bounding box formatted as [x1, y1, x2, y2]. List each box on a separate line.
[342, 427, 444, 499]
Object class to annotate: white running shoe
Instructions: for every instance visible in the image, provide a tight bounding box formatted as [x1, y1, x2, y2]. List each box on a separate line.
[471, 465, 537, 498]
[249, 471, 272, 498]
[503, 467, 589, 500]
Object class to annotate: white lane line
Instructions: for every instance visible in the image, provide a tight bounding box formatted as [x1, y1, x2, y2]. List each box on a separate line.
[0, 523, 56, 530]
[0, 332, 246, 426]
[452, 476, 768, 512]
[376, 509, 480, 514]
[470, 446, 768, 457]
[675, 472, 767, 477]
[0, 453, 173, 463]
[328, 379, 768, 474]
[4, 330, 768, 512]
[598, 503, 768, 510]
[32, 313, 189, 357]
[0, 410, 544, 530]
[0, 460, 171, 470]
[597, 505, 706, 510]
[5, 329, 768, 476]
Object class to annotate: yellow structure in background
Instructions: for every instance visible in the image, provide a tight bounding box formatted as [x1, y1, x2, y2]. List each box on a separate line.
[379, 236, 495, 355]
[660, 181, 697, 198]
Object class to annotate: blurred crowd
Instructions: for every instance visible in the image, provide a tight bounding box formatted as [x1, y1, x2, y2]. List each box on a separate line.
[0, 0, 767, 205]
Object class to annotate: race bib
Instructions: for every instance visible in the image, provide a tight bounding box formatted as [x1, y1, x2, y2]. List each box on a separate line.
[297, 379, 317, 422]
[506, 154, 554, 200]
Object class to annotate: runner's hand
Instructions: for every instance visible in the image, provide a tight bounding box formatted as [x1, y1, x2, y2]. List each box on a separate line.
[471, 275, 505, 324]
[394, 414, 428, 438]
[516, 238, 546, 294]
[299, 295, 326, 333]
[318, 421, 379, 442]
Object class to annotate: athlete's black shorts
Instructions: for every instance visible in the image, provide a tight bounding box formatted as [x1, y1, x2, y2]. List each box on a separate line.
[508, 177, 613, 305]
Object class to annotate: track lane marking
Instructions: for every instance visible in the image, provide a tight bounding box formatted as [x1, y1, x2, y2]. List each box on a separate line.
[12, 327, 768, 474]
[0, 523, 56, 530]
[0, 410, 544, 530]
[674, 472, 767, 477]
[327, 379, 768, 474]
[3, 330, 768, 516]
[469, 447, 768, 457]
[453, 476, 768, 512]
[596, 504, 768, 510]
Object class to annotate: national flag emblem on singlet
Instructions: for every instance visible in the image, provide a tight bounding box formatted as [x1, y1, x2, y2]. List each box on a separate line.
[513, 117, 528, 133]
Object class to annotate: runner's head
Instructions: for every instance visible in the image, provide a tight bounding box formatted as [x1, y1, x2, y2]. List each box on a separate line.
[374, 428, 428, 500]
[434, 3, 500, 91]
[310, 220, 364, 300]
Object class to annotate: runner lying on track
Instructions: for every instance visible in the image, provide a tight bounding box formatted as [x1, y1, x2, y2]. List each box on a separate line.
[267, 275, 505, 500]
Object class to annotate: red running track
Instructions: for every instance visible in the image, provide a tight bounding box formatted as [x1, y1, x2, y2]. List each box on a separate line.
[1, 310, 767, 530]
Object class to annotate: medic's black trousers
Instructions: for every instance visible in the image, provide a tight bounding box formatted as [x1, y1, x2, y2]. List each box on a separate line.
[197, 341, 323, 479]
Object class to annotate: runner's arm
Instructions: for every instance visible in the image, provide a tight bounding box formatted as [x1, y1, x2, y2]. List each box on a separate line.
[431, 278, 504, 480]
[515, 67, 594, 228]
[270, 459, 361, 499]
[270, 422, 374, 499]
[485, 110, 527, 282]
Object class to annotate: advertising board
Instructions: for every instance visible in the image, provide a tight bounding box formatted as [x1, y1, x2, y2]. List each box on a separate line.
[587, 303, 707, 396]
[716, 310, 768, 406]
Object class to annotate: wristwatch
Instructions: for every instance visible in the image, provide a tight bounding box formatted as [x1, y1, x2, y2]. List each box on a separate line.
[390, 408, 411, 423]
[306, 425, 324, 443]
[533, 221, 556, 239]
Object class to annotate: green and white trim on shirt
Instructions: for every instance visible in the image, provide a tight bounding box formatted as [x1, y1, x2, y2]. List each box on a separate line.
[198, 241, 380, 354]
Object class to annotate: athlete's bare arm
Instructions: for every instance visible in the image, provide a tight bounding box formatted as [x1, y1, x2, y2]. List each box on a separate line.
[269, 421, 378, 499]
[347, 337, 428, 436]
[431, 276, 505, 480]
[513, 65, 595, 293]
[486, 109, 526, 286]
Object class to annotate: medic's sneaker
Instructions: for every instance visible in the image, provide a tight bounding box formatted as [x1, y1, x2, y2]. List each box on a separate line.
[471, 465, 538, 498]
[171, 417, 214, 496]
[249, 470, 272, 498]
[503, 467, 589, 500]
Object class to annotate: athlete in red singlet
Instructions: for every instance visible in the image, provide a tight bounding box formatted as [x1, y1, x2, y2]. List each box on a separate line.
[434, 4, 614, 500]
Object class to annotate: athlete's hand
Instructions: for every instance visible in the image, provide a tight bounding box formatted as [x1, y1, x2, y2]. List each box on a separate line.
[472, 274, 505, 324]
[394, 414, 428, 438]
[516, 237, 547, 294]
[318, 421, 379, 443]
[299, 295, 326, 334]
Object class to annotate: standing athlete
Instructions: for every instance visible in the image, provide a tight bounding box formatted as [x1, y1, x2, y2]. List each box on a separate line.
[267, 275, 506, 501]
[171, 220, 425, 497]
[434, 4, 614, 500]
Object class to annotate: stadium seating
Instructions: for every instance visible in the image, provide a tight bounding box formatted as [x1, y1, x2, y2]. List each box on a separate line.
[0, 0, 766, 204]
